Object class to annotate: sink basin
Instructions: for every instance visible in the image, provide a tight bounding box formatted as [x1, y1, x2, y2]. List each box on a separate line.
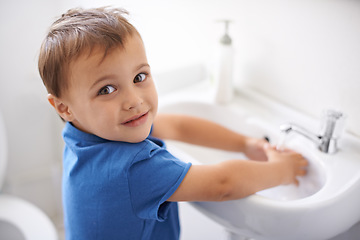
[161, 102, 326, 201]
[159, 99, 360, 240]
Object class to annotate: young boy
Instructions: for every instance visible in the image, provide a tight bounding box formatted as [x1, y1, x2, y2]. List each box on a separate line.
[38, 7, 308, 240]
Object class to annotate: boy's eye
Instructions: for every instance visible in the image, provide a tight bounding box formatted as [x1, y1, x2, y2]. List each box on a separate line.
[98, 85, 116, 95]
[134, 73, 147, 83]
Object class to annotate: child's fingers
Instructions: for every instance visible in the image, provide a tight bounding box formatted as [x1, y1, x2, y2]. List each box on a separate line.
[263, 142, 272, 150]
[263, 143, 277, 154]
[293, 178, 299, 186]
[301, 158, 309, 167]
[296, 168, 307, 176]
[278, 147, 295, 153]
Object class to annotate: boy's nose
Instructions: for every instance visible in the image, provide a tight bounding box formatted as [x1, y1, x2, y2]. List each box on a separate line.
[122, 89, 143, 110]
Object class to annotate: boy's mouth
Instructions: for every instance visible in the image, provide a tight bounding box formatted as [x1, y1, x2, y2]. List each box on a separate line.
[121, 112, 149, 127]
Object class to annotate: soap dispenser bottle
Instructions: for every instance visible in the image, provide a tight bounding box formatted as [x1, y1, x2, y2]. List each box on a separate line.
[214, 20, 234, 104]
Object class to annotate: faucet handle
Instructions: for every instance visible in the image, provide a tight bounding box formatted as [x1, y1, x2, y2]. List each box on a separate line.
[319, 109, 346, 140]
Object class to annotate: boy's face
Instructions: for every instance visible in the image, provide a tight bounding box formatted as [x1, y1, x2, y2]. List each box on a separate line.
[53, 35, 158, 143]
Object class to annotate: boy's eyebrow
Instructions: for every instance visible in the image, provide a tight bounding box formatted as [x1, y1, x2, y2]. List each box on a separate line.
[136, 63, 150, 71]
[90, 63, 150, 89]
[90, 74, 117, 89]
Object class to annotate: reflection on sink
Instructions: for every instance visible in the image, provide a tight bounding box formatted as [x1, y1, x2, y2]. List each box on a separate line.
[159, 100, 360, 240]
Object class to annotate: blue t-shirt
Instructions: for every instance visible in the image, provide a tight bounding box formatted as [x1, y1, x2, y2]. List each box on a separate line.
[62, 122, 192, 240]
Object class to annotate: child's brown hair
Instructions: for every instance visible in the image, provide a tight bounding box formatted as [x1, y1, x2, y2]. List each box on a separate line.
[38, 7, 139, 98]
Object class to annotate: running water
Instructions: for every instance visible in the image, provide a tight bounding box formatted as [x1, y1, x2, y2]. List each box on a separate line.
[258, 129, 327, 200]
[276, 132, 288, 151]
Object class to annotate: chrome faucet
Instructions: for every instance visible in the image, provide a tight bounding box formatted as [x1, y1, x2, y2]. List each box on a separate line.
[280, 110, 345, 154]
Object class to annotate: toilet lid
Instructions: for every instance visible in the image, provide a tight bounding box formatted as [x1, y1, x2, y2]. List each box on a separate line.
[0, 195, 58, 240]
[0, 110, 7, 190]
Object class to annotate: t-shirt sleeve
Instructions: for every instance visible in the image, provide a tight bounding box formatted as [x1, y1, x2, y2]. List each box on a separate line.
[127, 142, 191, 221]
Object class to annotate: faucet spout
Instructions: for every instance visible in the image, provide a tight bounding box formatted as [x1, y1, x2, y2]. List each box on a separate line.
[280, 123, 322, 146]
[279, 109, 345, 154]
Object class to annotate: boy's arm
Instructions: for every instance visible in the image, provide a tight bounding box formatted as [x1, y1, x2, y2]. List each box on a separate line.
[168, 145, 308, 202]
[152, 113, 308, 201]
[152, 114, 268, 160]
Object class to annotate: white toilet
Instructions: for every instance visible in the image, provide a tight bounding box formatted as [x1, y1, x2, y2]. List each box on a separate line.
[0, 110, 58, 240]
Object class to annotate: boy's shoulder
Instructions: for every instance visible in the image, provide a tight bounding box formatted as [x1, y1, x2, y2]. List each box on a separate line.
[62, 121, 168, 161]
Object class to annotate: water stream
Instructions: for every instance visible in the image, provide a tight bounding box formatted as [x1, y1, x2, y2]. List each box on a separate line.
[276, 132, 288, 151]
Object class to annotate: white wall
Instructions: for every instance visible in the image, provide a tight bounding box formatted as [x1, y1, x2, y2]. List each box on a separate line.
[0, 0, 359, 225]
[233, 0, 360, 137]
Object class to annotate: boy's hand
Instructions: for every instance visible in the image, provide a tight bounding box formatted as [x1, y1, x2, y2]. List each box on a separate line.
[243, 137, 269, 161]
[264, 145, 308, 186]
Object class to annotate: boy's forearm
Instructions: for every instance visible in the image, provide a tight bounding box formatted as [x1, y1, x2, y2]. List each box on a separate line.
[154, 114, 248, 152]
[217, 160, 282, 200]
[168, 159, 284, 202]
[180, 116, 247, 152]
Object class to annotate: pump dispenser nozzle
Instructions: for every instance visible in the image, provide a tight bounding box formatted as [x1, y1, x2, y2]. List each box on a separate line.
[218, 20, 232, 45]
[213, 19, 234, 104]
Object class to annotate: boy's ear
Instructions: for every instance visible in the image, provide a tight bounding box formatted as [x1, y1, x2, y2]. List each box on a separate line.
[47, 94, 74, 122]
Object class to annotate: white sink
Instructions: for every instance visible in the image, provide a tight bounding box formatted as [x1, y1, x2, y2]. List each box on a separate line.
[159, 96, 360, 240]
